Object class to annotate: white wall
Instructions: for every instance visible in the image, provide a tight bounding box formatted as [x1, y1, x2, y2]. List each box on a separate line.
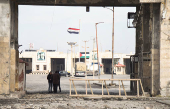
[19, 48, 133, 74]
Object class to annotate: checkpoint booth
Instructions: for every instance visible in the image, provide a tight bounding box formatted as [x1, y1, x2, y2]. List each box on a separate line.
[115, 63, 126, 75]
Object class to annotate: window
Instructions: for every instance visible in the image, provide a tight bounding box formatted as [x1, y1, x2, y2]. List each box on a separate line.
[36, 65, 39, 70]
[117, 67, 121, 72]
[43, 65, 47, 70]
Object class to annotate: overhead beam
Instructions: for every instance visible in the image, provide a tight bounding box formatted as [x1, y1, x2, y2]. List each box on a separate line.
[140, 0, 161, 3]
[18, 0, 139, 6]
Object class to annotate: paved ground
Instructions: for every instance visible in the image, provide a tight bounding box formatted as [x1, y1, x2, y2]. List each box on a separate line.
[0, 74, 170, 109]
[26, 74, 131, 95]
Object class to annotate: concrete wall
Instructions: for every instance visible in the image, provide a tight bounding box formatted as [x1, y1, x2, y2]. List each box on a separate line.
[0, 0, 11, 94]
[160, 0, 170, 96]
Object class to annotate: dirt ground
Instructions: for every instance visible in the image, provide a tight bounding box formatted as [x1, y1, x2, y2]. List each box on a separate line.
[0, 93, 170, 109]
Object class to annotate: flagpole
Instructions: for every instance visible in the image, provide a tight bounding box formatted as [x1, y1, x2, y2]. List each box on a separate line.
[79, 19, 81, 62]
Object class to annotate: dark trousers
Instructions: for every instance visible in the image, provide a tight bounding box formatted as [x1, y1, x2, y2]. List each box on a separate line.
[53, 84, 58, 93]
[58, 82, 61, 92]
[48, 82, 53, 92]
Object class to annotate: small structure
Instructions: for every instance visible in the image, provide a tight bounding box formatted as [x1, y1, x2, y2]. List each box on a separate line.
[17, 59, 29, 91]
[115, 63, 126, 75]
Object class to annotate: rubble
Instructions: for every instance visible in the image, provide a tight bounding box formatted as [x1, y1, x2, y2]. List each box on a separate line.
[0, 93, 170, 109]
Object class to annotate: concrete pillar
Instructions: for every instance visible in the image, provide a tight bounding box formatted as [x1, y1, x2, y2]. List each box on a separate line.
[0, 0, 18, 94]
[10, 0, 18, 92]
[135, 6, 142, 55]
[160, 0, 170, 96]
[137, 4, 144, 84]
[15, 50, 19, 91]
[142, 4, 151, 92]
[143, 4, 151, 53]
[0, 0, 11, 94]
[133, 5, 143, 93]
[150, 3, 161, 96]
[135, 2, 170, 96]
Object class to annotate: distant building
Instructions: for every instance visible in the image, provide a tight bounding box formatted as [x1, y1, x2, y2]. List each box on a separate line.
[19, 48, 133, 75]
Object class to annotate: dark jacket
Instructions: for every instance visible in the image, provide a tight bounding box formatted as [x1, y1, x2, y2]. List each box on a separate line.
[47, 74, 53, 83]
[52, 73, 60, 85]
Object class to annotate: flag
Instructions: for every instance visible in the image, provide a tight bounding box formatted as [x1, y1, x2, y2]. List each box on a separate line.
[67, 28, 80, 34]
[80, 52, 90, 58]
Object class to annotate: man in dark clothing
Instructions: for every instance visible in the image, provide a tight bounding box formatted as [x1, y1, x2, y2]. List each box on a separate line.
[58, 72, 61, 92]
[52, 71, 61, 93]
[47, 71, 53, 93]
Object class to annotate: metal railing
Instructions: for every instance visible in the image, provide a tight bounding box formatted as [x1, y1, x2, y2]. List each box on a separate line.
[69, 79, 145, 98]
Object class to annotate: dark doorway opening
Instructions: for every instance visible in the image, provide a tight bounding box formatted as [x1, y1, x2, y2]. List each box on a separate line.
[124, 58, 131, 74]
[51, 58, 65, 73]
[102, 58, 112, 74]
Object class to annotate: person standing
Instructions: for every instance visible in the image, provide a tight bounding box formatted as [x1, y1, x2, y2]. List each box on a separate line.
[52, 71, 60, 93]
[58, 72, 61, 92]
[47, 71, 53, 93]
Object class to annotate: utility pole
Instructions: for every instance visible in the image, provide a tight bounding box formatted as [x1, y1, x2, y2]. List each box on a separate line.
[111, 7, 114, 85]
[82, 40, 89, 79]
[93, 38, 95, 79]
[71, 45, 73, 77]
[103, 7, 114, 85]
[95, 22, 104, 80]
[67, 42, 77, 77]
[74, 46, 75, 71]
[79, 20, 81, 62]
[66, 50, 68, 72]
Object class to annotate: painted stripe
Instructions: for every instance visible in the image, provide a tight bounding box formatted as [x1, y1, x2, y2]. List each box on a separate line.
[80, 52, 90, 54]
[80, 56, 90, 58]
[81, 54, 90, 56]
[68, 29, 80, 32]
[67, 31, 79, 34]
[68, 28, 80, 30]
[80, 54, 90, 56]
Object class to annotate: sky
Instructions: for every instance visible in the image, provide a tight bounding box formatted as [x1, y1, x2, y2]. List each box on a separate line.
[19, 6, 136, 54]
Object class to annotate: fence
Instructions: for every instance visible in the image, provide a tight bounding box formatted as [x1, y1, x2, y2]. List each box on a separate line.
[69, 79, 145, 98]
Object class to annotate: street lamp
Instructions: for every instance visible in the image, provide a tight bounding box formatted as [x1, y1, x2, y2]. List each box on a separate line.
[95, 22, 104, 80]
[82, 41, 89, 78]
[104, 7, 114, 85]
[90, 37, 96, 79]
[67, 42, 77, 77]
[73, 44, 78, 74]
[66, 49, 71, 72]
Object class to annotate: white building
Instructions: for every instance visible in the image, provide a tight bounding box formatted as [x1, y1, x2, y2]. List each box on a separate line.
[19, 48, 133, 75]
